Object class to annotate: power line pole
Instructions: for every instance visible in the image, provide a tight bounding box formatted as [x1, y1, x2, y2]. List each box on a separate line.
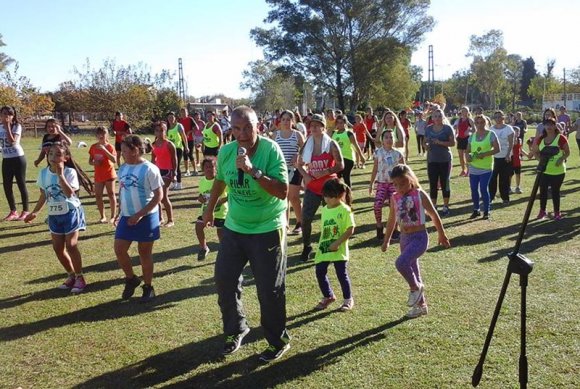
[428, 45, 434, 101]
[563, 68, 567, 109]
[178, 58, 185, 103]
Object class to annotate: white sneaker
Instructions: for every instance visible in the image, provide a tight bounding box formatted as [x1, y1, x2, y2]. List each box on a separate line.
[339, 298, 354, 312]
[183, 171, 191, 177]
[515, 187, 522, 194]
[168, 182, 176, 190]
[407, 304, 428, 319]
[407, 284, 424, 307]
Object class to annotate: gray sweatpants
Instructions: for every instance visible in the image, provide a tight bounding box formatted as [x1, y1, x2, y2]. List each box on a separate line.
[214, 227, 290, 348]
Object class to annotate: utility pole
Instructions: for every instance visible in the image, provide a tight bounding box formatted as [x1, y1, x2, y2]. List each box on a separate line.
[563, 68, 567, 109]
[178, 58, 185, 103]
[428, 45, 435, 101]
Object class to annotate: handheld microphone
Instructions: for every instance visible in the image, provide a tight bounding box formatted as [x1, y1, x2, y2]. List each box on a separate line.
[238, 147, 247, 185]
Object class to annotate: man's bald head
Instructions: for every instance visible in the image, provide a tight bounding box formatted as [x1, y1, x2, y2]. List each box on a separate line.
[232, 106, 258, 127]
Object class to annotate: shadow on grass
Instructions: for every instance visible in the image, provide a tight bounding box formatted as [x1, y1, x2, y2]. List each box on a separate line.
[0, 279, 217, 342]
[75, 316, 407, 388]
[1, 265, 193, 311]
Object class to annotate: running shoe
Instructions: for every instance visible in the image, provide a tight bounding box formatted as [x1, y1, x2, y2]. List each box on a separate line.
[222, 327, 251, 355]
[122, 276, 141, 300]
[71, 275, 87, 294]
[57, 274, 76, 290]
[140, 284, 155, 303]
[3, 211, 18, 221]
[259, 343, 290, 363]
[407, 304, 428, 319]
[315, 295, 337, 310]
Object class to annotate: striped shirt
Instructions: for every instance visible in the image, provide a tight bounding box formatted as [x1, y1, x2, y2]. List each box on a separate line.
[274, 130, 300, 166]
[118, 160, 163, 217]
[37, 167, 81, 210]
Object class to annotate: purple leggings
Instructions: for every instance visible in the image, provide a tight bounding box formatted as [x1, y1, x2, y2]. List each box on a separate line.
[373, 182, 396, 225]
[395, 230, 428, 305]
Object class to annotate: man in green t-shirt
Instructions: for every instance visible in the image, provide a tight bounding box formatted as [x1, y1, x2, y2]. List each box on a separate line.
[202, 106, 290, 363]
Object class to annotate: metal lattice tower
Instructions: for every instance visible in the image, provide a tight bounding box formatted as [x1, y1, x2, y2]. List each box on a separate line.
[178, 58, 185, 103]
[427, 45, 434, 100]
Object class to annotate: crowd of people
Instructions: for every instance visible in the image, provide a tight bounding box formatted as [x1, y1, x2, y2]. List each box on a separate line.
[0, 101, 576, 363]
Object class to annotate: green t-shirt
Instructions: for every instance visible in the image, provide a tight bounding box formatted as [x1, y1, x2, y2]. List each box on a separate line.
[199, 176, 228, 220]
[315, 202, 355, 263]
[332, 130, 355, 161]
[167, 123, 184, 149]
[216, 136, 288, 233]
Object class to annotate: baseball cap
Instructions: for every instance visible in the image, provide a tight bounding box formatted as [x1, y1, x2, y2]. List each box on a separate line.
[310, 113, 326, 126]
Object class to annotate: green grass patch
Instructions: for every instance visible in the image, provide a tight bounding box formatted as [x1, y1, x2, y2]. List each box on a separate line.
[1, 134, 579, 388]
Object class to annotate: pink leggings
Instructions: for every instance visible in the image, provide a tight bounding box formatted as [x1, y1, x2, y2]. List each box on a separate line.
[373, 182, 396, 225]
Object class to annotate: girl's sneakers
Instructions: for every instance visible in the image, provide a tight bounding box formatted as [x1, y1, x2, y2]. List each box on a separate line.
[407, 284, 425, 307]
[57, 274, 76, 290]
[339, 298, 354, 312]
[71, 276, 87, 294]
[17, 211, 30, 221]
[407, 304, 428, 319]
[314, 295, 336, 310]
[537, 210, 547, 220]
[3, 211, 18, 221]
[554, 212, 563, 221]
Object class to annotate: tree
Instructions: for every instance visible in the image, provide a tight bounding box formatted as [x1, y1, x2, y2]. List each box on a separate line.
[466, 29, 507, 109]
[240, 60, 300, 113]
[0, 63, 54, 120]
[519, 57, 537, 106]
[504, 54, 523, 111]
[251, 0, 434, 111]
[0, 33, 14, 72]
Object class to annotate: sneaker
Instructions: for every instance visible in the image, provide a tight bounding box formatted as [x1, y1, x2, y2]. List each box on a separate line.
[509, 188, 515, 194]
[440, 206, 450, 217]
[168, 182, 176, 190]
[259, 343, 290, 363]
[376, 226, 384, 241]
[407, 304, 428, 319]
[554, 212, 563, 221]
[192, 171, 199, 176]
[482, 212, 490, 220]
[339, 298, 354, 312]
[171, 182, 182, 191]
[469, 210, 481, 219]
[407, 284, 424, 307]
[183, 170, 191, 177]
[57, 274, 76, 290]
[140, 284, 155, 303]
[197, 246, 210, 261]
[17, 211, 30, 221]
[290, 222, 302, 235]
[3, 210, 18, 221]
[502, 199, 510, 205]
[222, 327, 251, 355]
[515, 187, 523, 194]
[70, 275, 87, 294]
[300, 245, 313, 262]
[122, 276, 141, 300]
[537, 210, 547, 220]
[315, 295, 337, 310]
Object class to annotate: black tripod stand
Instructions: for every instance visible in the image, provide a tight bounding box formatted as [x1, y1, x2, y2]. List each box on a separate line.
[472, 146, 561, 388]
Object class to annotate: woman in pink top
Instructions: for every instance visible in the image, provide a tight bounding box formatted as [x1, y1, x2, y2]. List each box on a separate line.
[151, 121, 177, 227]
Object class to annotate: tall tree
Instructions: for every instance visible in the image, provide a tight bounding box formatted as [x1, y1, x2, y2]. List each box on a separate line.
[251, 0, 434, 111]
[466, 29, 507, 109]
[0, 33, 14, 72]
[519, 57, 537, 106]
[504, 54, 523, 111]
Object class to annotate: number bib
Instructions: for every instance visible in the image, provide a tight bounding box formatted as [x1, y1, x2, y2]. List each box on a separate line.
[48, 201, 68, 216]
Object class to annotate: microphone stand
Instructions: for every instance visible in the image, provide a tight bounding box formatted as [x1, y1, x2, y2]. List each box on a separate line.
[472, 146, 560, 388]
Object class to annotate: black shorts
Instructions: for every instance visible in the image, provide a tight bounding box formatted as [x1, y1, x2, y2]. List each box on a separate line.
[115, 141, 122, 151]
[511, 166, 521, 175]
[203, 146, 219, 156]
[159, 169, 175, 181]
[197, 215, 225, 228]
[289, 168, 303, 186]
[456, 137, 469, 150]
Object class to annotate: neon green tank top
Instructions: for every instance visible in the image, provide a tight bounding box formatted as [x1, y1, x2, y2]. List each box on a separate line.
[167, 124, 184, 149]
[203, 123, 220, 148]
[199, 177, 228, 219]
[332, 130, 355, 161]
[539, 134, 565, 175]
[469, 131, 493, 170]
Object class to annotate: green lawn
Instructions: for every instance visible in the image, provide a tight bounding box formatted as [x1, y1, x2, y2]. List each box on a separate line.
[1, 133, 578, 388]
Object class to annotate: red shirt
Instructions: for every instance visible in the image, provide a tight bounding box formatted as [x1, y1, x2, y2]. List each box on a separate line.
[179, 117, 195, 141]
[112, 120, 130, 143]
[306, 152, 337, 195]
[512, 143, 522, 168]
[353, 123, 368, 143]
[400, 118, 411, 137]
[364, 116, 376, 133]
[457, 118, 471, 138]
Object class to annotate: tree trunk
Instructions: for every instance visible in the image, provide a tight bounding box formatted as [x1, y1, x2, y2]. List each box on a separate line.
[335, 61, 345, 112]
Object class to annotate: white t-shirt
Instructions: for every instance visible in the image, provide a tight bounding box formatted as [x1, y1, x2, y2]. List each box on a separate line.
[374, 147, 403, 183]
[574, 119, 580, 140]
[37, 167, 81, 213]
[0, 123, 25, 158]
[491, 124, 514, 158]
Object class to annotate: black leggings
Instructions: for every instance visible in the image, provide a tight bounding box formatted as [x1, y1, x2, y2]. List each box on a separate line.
[175, 148, 183, 183]
[338, 158, 354, 188]
[2, 156, 29, 212]
[184, 140, 194, 161]
[427, 161, 451, 202]
[416, 135, 425, 154]
[539, 173, 565, 213]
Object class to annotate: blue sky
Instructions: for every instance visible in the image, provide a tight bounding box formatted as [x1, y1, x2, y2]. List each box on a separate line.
[1, 0, 577, 98]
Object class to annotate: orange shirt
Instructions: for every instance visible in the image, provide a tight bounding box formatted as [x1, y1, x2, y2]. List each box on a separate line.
[89, 143, 117, 183]
[112, 120, 130, 143]
[353, 123, 368, 143]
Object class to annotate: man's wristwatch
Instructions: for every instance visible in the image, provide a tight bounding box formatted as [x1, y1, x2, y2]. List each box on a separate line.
[251, 168, 263, 179]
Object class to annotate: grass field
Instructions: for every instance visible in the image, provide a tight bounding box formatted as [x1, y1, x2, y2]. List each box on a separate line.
[1, 133, 579, 388]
